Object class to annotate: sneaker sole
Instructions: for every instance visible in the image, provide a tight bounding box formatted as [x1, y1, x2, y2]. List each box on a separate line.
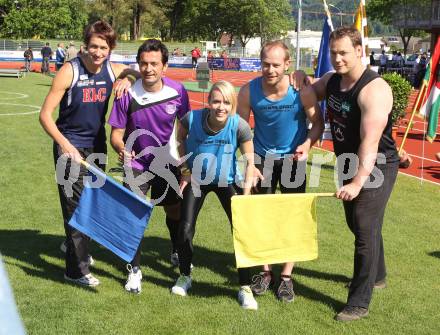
[278, 296, 294, 303]
[335, 311, 369, 322]
[125, 288, 141, 294]
[64, 274, 100, 287]
[171, 287, 189, 296]
[240, 303, 258, 310]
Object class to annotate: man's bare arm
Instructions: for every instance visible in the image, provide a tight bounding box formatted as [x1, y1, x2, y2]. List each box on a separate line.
[237, 83, 251, 122]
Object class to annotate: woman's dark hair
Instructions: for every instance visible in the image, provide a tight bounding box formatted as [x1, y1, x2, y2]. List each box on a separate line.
[83, 20, 117, 51]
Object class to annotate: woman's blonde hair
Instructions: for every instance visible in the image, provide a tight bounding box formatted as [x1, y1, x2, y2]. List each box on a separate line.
[208, 80, 237, 115]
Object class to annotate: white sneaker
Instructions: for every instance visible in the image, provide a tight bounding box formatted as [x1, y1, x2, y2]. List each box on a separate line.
[64, 273, 100, 287]
[171, 275, 192, 296]
[60, 241, 95, 266]
[125, 264, 142, 294]
[238, 286, 258, 310]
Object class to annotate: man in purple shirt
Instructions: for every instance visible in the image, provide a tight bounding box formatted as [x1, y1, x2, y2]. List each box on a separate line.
[109, 39, 190, 294]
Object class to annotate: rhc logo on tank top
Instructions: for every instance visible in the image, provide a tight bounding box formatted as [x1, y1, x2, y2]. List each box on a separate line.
[82, 87, 107, 103]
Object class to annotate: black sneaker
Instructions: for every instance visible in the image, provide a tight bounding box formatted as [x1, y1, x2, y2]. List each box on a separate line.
[276, 278, 295, 302]
[250, 272, 274, 295]
[335, 306, 369, 322]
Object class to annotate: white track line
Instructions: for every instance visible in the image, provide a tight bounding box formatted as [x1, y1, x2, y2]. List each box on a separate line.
[408, 153, 440, 164]
[0, 91, 28, 100]
[0, 102, 40, 116]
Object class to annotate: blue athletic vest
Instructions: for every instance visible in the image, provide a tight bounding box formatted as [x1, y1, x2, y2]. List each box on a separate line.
[185, 109, 239, 185]
[250, 77, 307, 157]
[56, 57, 115, 148]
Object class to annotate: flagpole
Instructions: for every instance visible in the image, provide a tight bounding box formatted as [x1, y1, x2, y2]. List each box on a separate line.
[398, 82, 427, 155]
[296, 0, 302, 70]
[313, 193, 336, 197]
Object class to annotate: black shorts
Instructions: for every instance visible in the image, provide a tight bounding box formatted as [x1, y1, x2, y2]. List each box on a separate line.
[123, 166, 181, 206]
[254, 154, 306, 194]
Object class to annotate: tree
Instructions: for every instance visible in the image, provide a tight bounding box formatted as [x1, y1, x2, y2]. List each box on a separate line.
[222, 0, 293, 47]
[368, 0, 429, 56]
[0, 0, 88, 39]
[87, 0, 132, 37]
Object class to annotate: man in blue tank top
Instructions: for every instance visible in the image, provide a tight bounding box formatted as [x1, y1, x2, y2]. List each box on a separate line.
[40, 21, 138, 287]
[311, 27, 398, 322]
[237, 40, 324, 303]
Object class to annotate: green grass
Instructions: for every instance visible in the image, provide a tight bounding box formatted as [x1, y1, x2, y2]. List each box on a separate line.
[0, 73, 439, 334]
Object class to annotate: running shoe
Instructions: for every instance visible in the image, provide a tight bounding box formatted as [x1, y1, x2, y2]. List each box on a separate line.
[64, 273, 100, 287]
[250, 272, 274, 295]
[276, 278, 295, 302]
[125, 264, 142, 294]
[238, 286, 258, 310]
[335, 305, 369, 322]
[171, 275, 192, 296]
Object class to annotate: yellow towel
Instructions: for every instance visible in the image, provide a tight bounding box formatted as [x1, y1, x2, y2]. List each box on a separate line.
[232, 193, 319, 268]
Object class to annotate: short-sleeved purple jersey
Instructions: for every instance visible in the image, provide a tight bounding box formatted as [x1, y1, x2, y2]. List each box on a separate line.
[108, 77, 190, 171]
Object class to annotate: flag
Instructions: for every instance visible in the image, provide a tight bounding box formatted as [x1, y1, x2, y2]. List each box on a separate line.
[231, 194, 318, 268]
[353, 0, 369, 66]
[68, 164, 154, 262]
[315, 8, 334, 141]
[418, 37, 440, 142]
[315, 17, 334, 78]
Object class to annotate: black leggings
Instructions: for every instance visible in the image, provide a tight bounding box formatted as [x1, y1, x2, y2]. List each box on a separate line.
[177, 183, 251, 286]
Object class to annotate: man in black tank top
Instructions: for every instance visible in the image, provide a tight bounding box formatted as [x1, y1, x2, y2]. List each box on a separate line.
[311, 27, 399, 321]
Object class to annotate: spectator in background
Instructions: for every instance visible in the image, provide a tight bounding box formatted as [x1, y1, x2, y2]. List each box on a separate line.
[221, 50, 228, 59]
[40, 42, 52, 75]
[207, 50, 214, 60]
[396, 52, 404, 67]
[65, 41, 78, 62]
[55, 42, 66, 71]
[379, 50, 387, 75]
[191, 46, 201, 69]
[23, 47, 34, 72]
[414, 52, 428, 88]
[369, 51, 375, 66]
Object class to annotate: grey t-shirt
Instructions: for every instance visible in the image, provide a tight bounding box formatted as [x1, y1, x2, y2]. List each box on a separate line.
[180, 108, 252, 144]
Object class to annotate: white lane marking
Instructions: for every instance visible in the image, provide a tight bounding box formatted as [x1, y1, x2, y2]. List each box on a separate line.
[0, 102, 40, 116]
[0, 91, 28, 100]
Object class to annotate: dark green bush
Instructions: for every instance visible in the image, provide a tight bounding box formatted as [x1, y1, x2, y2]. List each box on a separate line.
[382, 72, 412, 125]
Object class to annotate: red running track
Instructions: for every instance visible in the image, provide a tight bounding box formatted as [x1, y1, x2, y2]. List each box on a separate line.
[2, 63, 439, 185]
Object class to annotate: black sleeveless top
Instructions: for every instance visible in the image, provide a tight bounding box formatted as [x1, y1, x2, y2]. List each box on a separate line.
[326, 69, 398, 163]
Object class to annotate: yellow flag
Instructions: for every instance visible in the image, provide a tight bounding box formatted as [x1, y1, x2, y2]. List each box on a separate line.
[232, 194, 318, 268]
[353, 0, 369, 65]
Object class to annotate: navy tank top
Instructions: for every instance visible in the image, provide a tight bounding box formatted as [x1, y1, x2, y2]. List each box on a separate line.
[56, 57, 115, 148]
